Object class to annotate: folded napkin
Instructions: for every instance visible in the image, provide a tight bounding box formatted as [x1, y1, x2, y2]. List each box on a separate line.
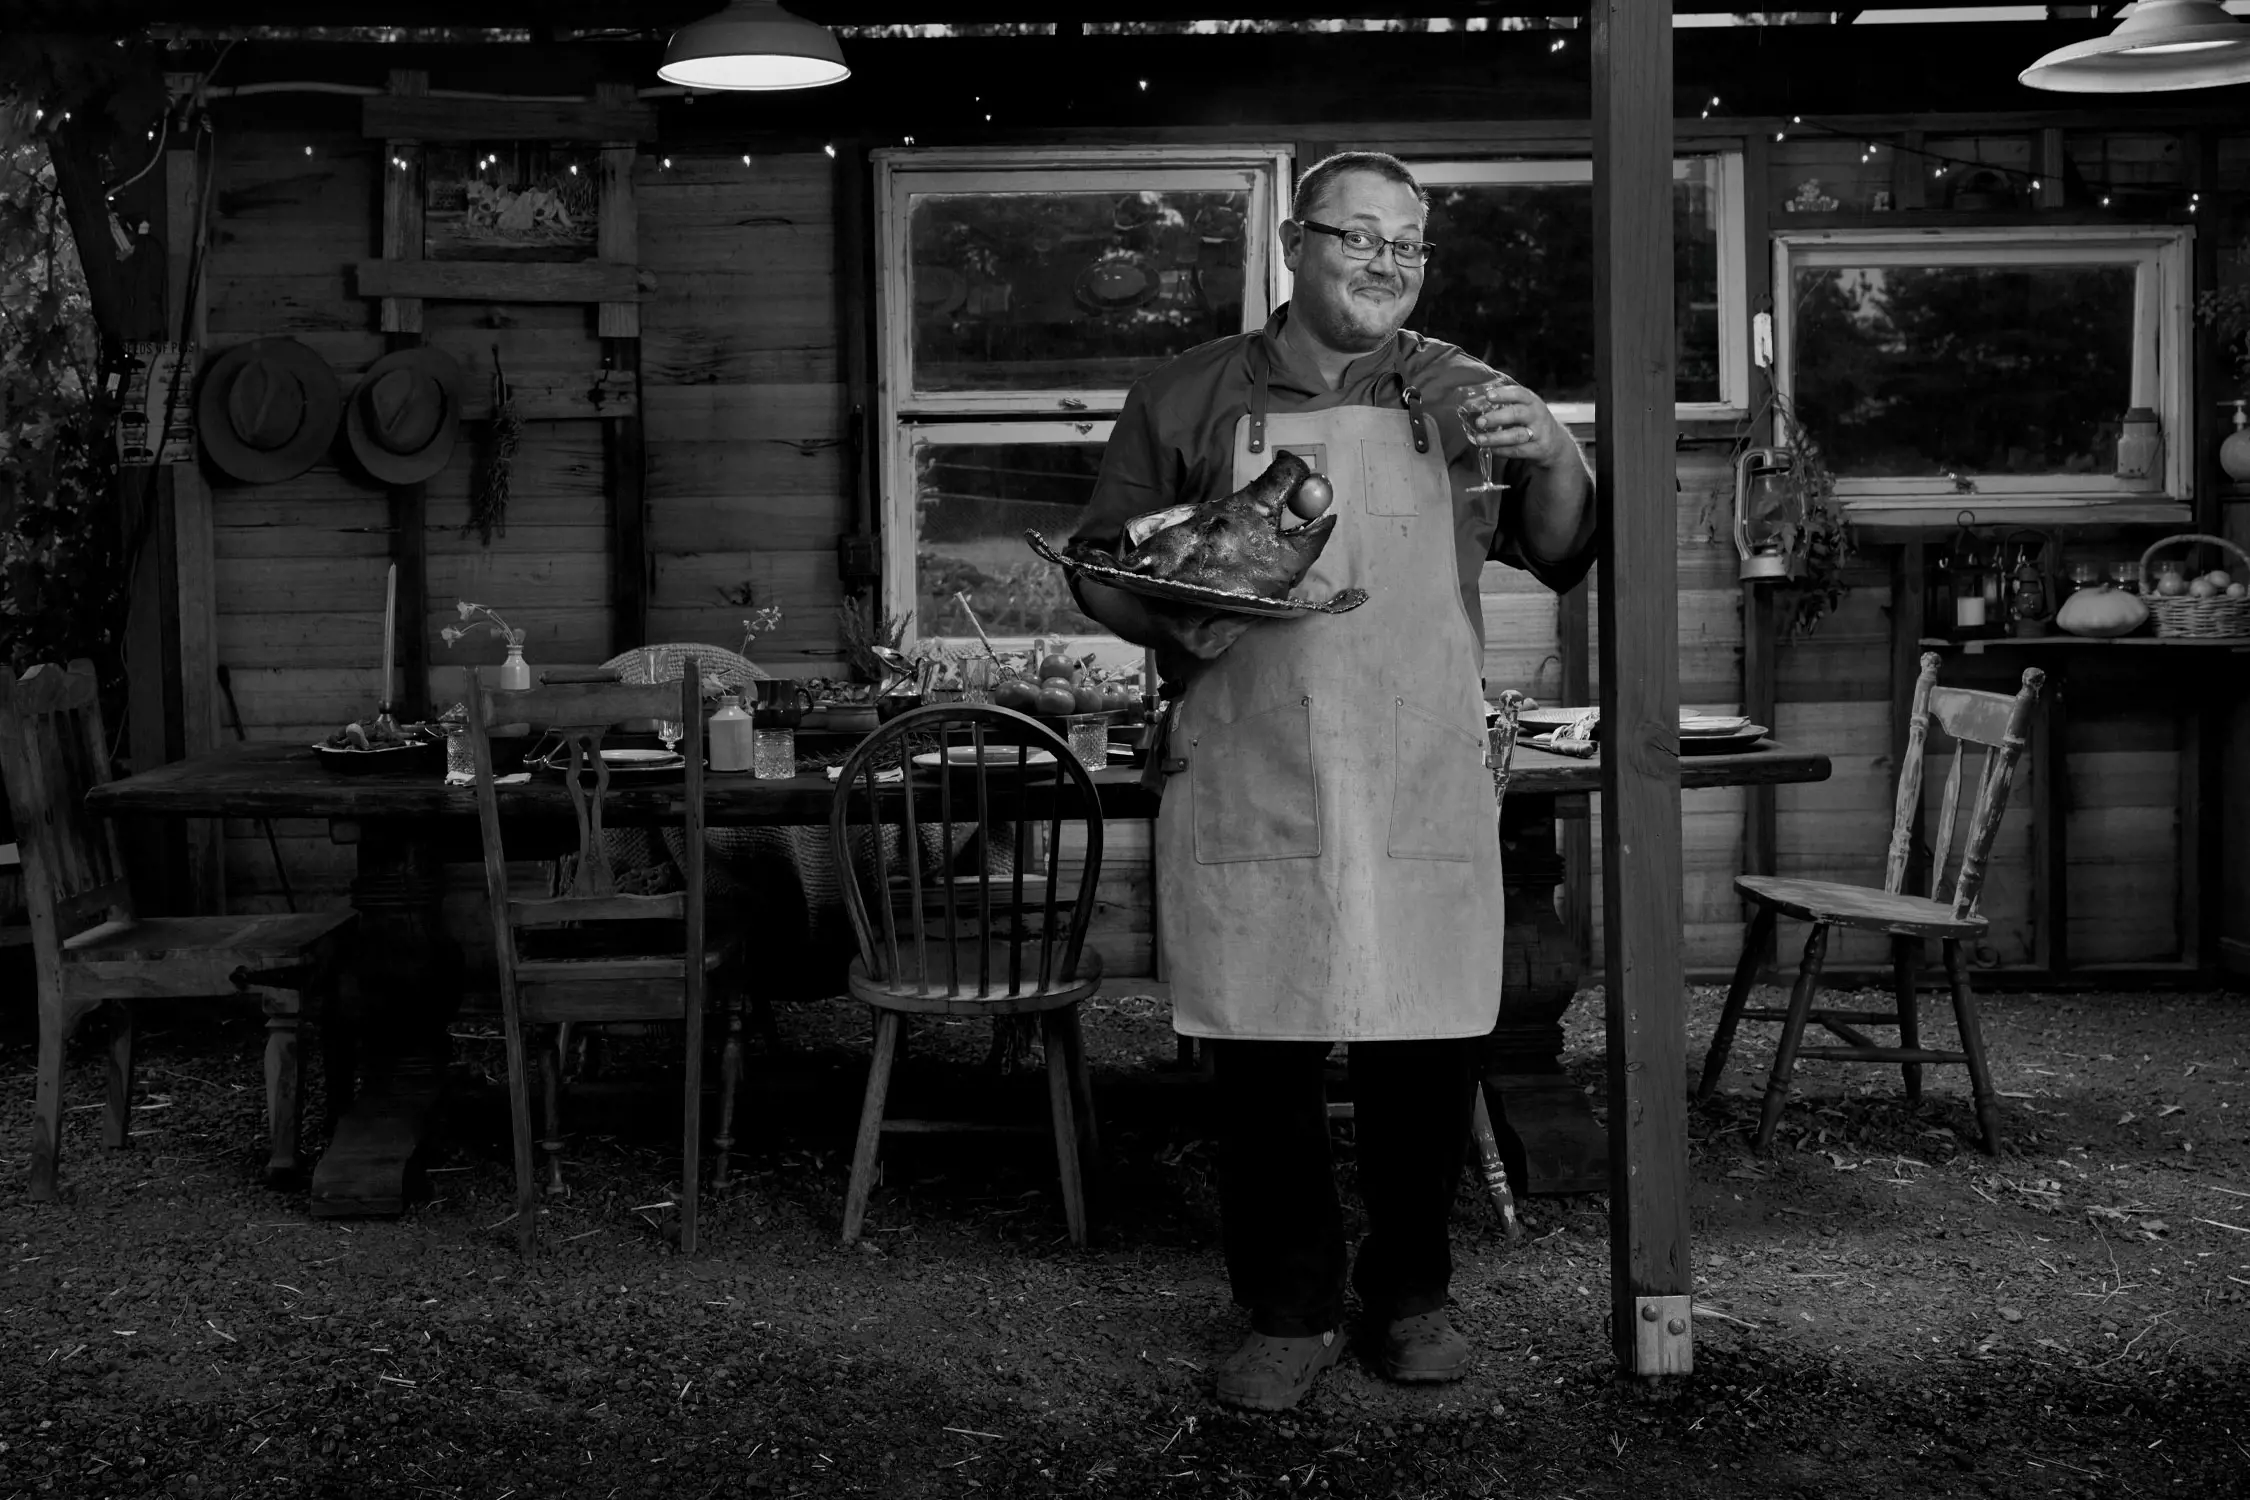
[446, 770, 532, 788]
[825, 765, 904, 783]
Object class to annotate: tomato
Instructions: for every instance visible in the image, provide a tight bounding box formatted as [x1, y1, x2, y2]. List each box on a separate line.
[995, 677, 1037, 711]
[1037, 654, 1078, 683]
[1036, 684, 1078, 717]
[1287, 473, 1334, 521]
[1073, 683, 1104, 715]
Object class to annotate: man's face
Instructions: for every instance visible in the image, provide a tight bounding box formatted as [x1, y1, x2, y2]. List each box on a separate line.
[1281, 169, 1427, 354]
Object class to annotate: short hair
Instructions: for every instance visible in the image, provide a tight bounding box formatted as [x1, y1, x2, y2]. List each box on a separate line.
[1291, 151, 1429, 223]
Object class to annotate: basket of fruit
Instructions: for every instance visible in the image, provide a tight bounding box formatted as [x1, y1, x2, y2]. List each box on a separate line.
[2139, 534, 2250, 639]
[990, 648, 1145, 727]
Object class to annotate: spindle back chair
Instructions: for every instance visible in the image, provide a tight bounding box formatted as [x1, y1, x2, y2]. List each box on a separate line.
[3, 660, 355, 1199]
[830, 704, 1104, 1245]
[1697, 654, 2045, 1154]
[465, 663, 743, 1254]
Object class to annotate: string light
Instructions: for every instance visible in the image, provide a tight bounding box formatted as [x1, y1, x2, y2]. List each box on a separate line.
[823, 142, 836, 158]
[661, 156, 672, 169]
[741, 153, 753, 166]
[1137, 79, 1148, 91]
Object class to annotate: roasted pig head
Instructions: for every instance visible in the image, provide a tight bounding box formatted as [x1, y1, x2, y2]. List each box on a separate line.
[1107, 451, 1336, 599]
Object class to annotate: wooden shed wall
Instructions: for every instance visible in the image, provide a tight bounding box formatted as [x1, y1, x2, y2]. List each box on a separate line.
[190, 84, 2232, 989]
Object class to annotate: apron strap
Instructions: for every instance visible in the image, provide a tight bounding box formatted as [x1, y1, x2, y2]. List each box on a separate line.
[1247, 369, 1270, 455]
[1403, 384, 1429, 454]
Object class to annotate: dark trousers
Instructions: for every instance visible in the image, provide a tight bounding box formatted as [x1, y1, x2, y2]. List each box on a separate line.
[1210, 1036, 1481, 1337]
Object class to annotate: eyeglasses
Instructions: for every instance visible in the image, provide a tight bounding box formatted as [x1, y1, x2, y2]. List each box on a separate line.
[1294, 219, 1435, 266]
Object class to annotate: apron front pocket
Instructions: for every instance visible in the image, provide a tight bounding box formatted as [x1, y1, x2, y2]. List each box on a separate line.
[1387, 699, 1486, 862]
[1191, 696, 1322, 864]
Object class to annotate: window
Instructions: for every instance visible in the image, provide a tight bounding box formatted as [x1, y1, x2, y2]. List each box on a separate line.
[875, 147, 1290, 657]
[1773, 227, 2195, 511]
[1409, 154, 1749, 422]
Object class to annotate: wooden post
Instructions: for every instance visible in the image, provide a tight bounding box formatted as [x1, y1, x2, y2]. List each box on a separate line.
[1558, 580, 1593, 964]
[1741, 580, 1776, 970]
[1888, 542, 1928, 975]
[598, 81, 649, 653]
[165, 140, 223, 914]
[382, 71, 431, 718]
[1592, 0, 1690, 1379]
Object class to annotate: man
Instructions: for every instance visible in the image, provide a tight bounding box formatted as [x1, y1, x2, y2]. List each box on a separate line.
[1069, 152, 1597, 1411]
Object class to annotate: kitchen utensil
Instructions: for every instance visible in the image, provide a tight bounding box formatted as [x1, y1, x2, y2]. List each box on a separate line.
[378, 562, 397, 730]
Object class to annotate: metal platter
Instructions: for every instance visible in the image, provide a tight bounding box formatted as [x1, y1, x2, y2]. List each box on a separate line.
[1023, 530, 1368, 619]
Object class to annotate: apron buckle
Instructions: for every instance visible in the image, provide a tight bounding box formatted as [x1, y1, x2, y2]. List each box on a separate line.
[1403, 385, 1429, 454]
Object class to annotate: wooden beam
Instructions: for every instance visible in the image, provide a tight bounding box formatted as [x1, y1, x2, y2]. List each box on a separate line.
[1741, 579, 1776, 970]
[596, 80, 642, 340]
[381, 70, 428, 336]
[1558, 579, 1592, 965]
[1592, 0, 1690, 1380]
[363, 94, 658, 145]
[354, 259, 657, 306]
[596, 81, 648, 654]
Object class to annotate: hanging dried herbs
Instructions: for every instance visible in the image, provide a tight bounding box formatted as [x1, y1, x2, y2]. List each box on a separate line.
[465, 344, 518, 545]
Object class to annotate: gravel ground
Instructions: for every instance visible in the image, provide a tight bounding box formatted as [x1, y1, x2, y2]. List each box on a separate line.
[4, 967, 2247, 1499]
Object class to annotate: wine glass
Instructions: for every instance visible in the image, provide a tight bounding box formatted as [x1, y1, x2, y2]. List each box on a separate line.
[1457, 379, 1513, 494]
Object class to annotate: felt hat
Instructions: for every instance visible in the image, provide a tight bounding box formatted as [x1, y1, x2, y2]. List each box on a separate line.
[195, 337, 342, 483]
[345, 347, 464, 485]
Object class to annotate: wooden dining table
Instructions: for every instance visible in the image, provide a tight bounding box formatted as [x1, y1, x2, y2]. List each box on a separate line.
[88, 736, 1828, 1215]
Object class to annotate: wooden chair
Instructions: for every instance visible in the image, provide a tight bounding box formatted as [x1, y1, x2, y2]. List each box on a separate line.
[2, 660, 356, 1200]
[1697, 653, 2045, 1154]
[465, 663, 744, 1254]
[831, 704, 1102, 1246]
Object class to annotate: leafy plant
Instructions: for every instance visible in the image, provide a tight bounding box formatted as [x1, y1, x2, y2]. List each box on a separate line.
[835, 597, 908, 684]
[2194, 285, 2250, 388]
[1737, 389, 1854, 638]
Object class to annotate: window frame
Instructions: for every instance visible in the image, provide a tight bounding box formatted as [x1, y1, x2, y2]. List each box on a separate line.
[873, 145, 1294, 418]
[873, 146, 1293, 653]
[1407, 152, 1751, 423]
[1771, 225, 2196, 511]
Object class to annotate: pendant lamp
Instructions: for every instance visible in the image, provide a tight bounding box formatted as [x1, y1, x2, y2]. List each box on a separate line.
[657, 0, 850, 91]
[2021, 0, 2250, 93]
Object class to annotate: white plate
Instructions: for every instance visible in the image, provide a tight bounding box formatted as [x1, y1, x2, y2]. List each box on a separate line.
[538, 747, 685, 773]
[912, 747, 1059, 769]
[1681, 714, 1753, 736]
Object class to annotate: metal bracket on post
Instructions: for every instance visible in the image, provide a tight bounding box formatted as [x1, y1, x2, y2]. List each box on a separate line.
[1633, 1295, 1693, 1375]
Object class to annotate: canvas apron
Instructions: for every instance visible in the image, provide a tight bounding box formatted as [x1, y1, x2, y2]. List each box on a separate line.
[1157, 397, 1506, 1041]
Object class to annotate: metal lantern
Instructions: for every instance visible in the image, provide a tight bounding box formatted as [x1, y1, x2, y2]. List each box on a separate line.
[1734, 447, 1800, 582]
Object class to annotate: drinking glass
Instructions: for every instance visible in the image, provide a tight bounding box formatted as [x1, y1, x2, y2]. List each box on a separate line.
[752, 725, 797, 779]
[1457, 379, 1512, 494]
[961, 656, 997, 706]
[1065, 713, 1110, 769]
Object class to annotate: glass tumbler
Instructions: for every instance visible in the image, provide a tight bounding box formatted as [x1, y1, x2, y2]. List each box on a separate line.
[1065, 713, 1110, 769]
[961, 657, 996, 706]
[444, 725, 475, 781]
[752, 726, 798, 779]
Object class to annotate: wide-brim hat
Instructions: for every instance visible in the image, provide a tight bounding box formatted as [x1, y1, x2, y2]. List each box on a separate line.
[345, 347, 464, 485]
[196, 337, 342, 484]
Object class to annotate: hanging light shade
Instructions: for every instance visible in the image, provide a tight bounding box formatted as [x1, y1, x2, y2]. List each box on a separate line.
[657, 0, 850, 91]
[2021, 0, 2250, 93]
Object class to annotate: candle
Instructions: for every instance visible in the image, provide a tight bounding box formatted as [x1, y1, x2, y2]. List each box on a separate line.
[381, 562, 397, 713]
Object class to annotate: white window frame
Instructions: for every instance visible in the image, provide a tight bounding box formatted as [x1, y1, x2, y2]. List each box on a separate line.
[1772, 225, 2195, 510]
[1410, 152, 1750, 423]
[873, 146, 1293, 418]
[873, 146, 1293, 654]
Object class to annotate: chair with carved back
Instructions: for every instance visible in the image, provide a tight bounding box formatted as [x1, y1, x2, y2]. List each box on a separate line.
[1, 660, 357, 1199]
[465, 663, 743, 1254]
[1697, 653, 2045, 1154]
[831, 704, 1103, 1246]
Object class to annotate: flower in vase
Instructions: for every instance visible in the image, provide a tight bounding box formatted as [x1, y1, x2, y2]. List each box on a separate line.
[441, 601, 526, 650]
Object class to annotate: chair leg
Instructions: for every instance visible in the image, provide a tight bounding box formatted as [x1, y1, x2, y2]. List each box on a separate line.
[1892, 936, 1923, 1105]
[1754, 922, 1830, 1155]
[262, 998, 306, 1185]
[103, 1000, 136, 1151]
[841, 1009, 902, 1244]
[1042, 1010, 1090, 1248]
[538, 1027, 568, 1198]
[1058, 1004, 1100, 1167]
[1467, 1083, 1522, 1240]
[713, 998, 746, 1193]
[1699, 902, 1778, 1103]
[1942, 939, 2003, 1155]
[498, 1003, 539, 1255]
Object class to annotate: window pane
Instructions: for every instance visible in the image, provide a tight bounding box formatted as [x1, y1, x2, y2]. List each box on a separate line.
[909, 189, 1251, 394]
[1414, 160, 1723, 405]
[1791, 263, 2136, 478]
[914, 438, 1106, 637]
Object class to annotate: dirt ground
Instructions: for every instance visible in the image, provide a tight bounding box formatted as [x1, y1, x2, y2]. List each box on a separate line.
[3, 969, 2246, 1499]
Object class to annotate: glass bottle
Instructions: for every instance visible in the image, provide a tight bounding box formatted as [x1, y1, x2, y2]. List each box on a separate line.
[499, 640, 531, 691]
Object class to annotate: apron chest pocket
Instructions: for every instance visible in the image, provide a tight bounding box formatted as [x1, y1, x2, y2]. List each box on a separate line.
[1388, 700, 1485, 862]
[1191, 697, 1322, 864]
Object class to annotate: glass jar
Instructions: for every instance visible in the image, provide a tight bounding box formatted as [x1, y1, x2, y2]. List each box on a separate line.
[752, 726, 797, 780]
[2115, 407, 2162, 482]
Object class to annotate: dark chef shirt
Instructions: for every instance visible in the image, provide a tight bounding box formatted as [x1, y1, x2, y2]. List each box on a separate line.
[1071, 304, 1599, 635]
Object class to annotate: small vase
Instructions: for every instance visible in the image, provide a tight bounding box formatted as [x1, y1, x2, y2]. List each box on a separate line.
[498, 642, 531, 691]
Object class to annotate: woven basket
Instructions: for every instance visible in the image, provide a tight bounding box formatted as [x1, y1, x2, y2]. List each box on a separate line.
[2139, 534, 2250, 639]
[600, 643, 771, 691]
